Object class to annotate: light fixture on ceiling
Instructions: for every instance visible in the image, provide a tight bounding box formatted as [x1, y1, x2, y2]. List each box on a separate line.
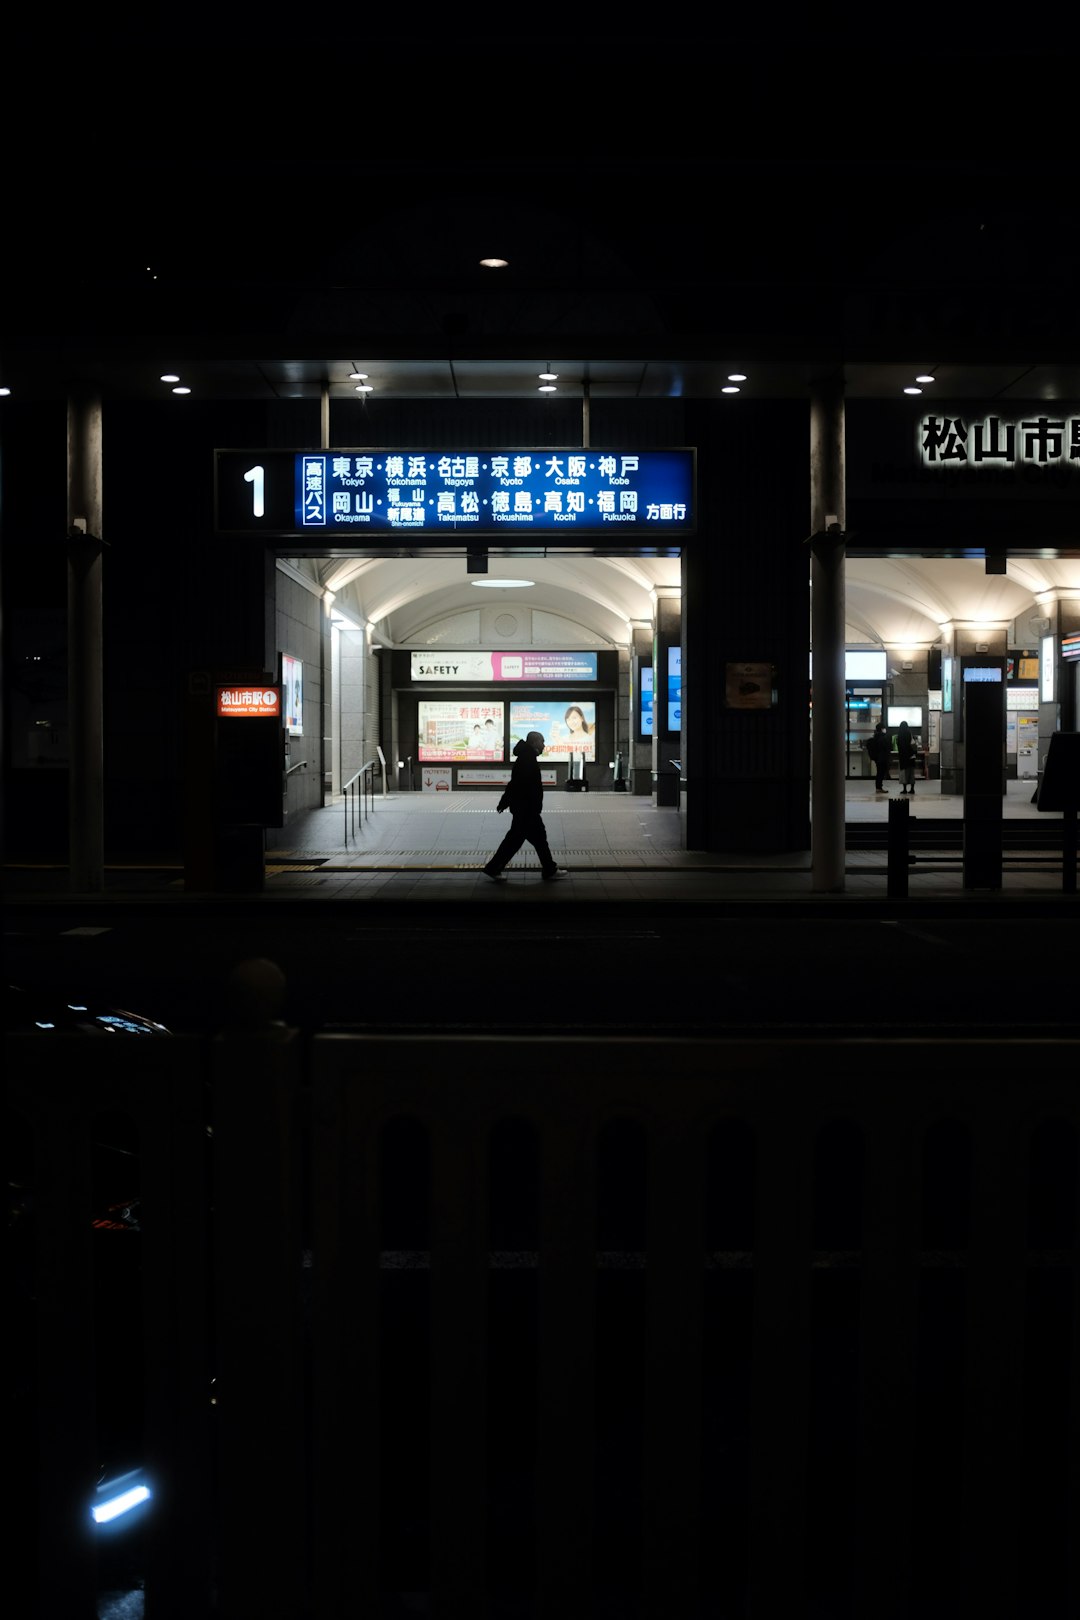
[539, 370, 558, 381]
[915, 374, 936, 384]
[471, 578, 535, 588]
[727, 372, 747, 382]
[160, 373, 180, 383]
[479, 257, 509, 269]
[348, 369, 368, 380]
[355, 384, 373, 393]
[172, 386, 191, 395]
[722, 385, 740, 394]
[904, 386, 922, 395]
[539, 384, 557, 393]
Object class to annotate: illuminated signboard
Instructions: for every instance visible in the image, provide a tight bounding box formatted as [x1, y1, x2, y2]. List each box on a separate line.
[418, 701, 505, 762]
[216, 685, 280, 718]
[215, 448, 696, 538]
[1062, 631, 1080, 662]
[410, 651, 597, 682]
[919, 413, 1080, 469]
[509, 701, 597, 761]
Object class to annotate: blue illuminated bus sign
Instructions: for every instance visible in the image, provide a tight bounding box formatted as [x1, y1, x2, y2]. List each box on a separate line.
[215, 447, 696, 539]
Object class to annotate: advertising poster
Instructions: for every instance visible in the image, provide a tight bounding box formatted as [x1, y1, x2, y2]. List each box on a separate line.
[640, 666, 654, 736]
[411, 650, 597, 682]
[509, 700, 597, 760]
[725, 661, 775, 710]
[417, 701, 504, 762]
[668, 646, 682, 730]
[282, 653, 303, 734]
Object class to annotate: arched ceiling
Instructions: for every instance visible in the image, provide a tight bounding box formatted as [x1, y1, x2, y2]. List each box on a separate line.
[287, 553, 1080, 652]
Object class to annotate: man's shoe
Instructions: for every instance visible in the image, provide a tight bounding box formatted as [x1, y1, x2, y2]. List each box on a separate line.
[483, 866, 507, 882]
[542, 868, 569, 881]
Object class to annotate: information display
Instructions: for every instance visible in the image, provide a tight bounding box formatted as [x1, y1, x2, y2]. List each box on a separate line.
[509, 701, 597, 761]
[215, 448, 695, 538]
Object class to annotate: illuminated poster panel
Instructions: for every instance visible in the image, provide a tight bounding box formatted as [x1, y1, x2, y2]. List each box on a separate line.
[509, 701, 597, 761]
[418, 701, 505, 762]
[410, 650, 597, 681]
[640, 666, 654, 736]
[282, 653, 303, 735]
[668, 646, 682, 731]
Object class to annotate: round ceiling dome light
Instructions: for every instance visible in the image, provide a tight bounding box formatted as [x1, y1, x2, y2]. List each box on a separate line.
[479, 257, 509, 269]
[471, 578, 534, 588]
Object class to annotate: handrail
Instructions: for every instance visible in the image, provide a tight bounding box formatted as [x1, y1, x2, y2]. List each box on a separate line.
[343, 758, 379, 847]
[284, 759, 307, 777]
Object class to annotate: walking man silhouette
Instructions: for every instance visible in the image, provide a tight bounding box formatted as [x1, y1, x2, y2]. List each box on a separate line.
[482, 730, 568, 882]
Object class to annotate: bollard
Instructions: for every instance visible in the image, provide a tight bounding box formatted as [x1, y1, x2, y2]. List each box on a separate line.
[887, 796, 912, 898]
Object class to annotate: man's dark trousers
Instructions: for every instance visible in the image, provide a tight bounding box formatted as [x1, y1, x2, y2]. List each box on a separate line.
[487, 811, 557, 875]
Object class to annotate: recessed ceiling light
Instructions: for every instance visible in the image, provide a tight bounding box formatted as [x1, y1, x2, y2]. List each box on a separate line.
[915, 374, 936, 384]
[538, 384, 557, 393]
[349, 371, 368, 380]
[355, 384, 373, 393]
[479, 257, 509, 269]
[172, 386, 191, 395]
[539, 371, 558, 381]
[160, 373, 180, 383]
[0, 387, 10, 397]
[903, 386, 922, 395]
[471, 578, 534, 588]
[722, 385, 740, 394]
[727, 373, 747, 382]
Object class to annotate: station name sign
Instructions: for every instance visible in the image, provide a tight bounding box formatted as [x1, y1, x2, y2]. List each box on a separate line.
[215, 447, 695, 538]
[919, 413, 1080, 469]
[216, 685, 280, 718]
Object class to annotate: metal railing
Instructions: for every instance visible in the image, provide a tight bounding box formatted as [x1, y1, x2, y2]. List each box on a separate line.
[343, 758, 378, 848]
[8, 1030, 1078, 1619]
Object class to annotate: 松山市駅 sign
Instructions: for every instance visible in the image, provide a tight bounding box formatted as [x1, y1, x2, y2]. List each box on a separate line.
[919, 413, 1080, 469]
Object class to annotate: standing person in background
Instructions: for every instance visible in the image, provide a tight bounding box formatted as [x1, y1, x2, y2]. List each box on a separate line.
[895, 719, 917, 794]
[482, 730, 568, 882]
[867, 720, 891, 793]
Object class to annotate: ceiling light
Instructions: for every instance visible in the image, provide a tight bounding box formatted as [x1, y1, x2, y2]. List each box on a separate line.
[722, 385, 740, 394]
[727, 373, 747, 382]
[160, 373, 180, 383]
[539, 371, 558, 381]
[172, 386, 191, 395]
[348, 370, 368, 380]
[0, 387, 10, 397]
[471, 578, 534, 588]
[538, 384, 557, 393]
[915, 374, 936, 384]
[355, 384, 373, 393]
[479, 257, 509, 269]
[903, 386, 922, 395]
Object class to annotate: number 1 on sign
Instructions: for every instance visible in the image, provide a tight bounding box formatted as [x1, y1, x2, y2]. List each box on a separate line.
[243, 465, 265, 518]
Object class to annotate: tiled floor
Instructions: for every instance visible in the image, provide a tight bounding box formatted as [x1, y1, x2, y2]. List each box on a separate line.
[258, 780, 1074, 904]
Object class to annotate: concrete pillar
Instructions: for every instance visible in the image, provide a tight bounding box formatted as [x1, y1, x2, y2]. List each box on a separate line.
[809, 380, 846, 893]
[66, 390, 105, 892]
